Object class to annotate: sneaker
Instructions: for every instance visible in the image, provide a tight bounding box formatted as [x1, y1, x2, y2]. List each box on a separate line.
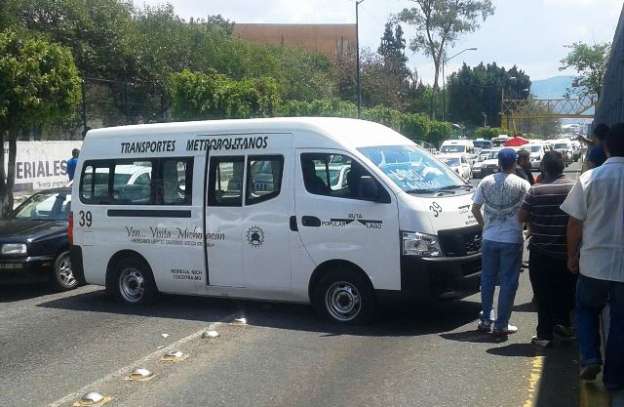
[504, 324, 519, 334]
[477, 321, 492, 333]
[531, 336, 553, 348]
[554, 324, 575, 340]
[579, 364, 602, 381]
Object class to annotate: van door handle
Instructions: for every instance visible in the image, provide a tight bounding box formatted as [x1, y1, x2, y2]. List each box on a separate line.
[301, 216, 321, 227]
[289, 216, 298, 231]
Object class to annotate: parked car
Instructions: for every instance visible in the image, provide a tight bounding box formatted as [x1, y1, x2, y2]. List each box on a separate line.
[0, 187, 77, 290]
[438, 154, 472, 181]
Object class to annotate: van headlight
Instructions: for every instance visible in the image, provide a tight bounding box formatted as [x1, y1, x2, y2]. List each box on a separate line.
[1, 243, 27, 256]
[402, 232, 441, 257]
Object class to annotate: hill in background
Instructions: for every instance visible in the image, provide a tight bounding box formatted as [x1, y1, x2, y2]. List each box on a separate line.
[530, 75, 574, 99]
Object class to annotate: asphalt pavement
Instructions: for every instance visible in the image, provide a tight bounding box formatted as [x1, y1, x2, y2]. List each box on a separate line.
[1, 163, 583, 407]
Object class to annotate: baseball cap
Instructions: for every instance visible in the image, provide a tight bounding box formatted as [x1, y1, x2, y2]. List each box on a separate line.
[498, 148, 517, 167]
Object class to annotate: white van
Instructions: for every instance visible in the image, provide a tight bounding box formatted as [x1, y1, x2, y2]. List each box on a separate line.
[70, 118, 482, 324]
[440, 139, 475, 156]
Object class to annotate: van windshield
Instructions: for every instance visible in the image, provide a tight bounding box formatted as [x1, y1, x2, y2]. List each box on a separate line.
[440, 145, 467, 153]
[358, 145, 466, 193]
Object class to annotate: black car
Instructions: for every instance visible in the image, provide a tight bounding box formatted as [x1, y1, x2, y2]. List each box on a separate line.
[0, 187, 77, 290]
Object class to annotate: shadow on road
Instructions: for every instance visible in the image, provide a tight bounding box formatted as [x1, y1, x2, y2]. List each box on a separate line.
[37, 287, 482, 337]
[0, 283, 55, 302]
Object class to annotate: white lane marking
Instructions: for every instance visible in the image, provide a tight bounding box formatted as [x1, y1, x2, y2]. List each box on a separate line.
[48, 313, 239, 407]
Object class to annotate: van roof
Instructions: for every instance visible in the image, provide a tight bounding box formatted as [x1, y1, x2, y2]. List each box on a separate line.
[86, 117, 411, 149]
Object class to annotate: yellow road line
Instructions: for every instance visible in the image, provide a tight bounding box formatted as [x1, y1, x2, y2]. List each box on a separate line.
[579, 373, 610, 407]
[522, 355, 545, 407]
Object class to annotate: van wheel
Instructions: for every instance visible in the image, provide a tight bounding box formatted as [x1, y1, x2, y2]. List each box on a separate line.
[51, 251, 78, 291]
[112, 257, 158, 305]
[313, 269, 377, 325]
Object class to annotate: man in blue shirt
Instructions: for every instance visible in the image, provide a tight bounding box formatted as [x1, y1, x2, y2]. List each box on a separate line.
[66, 148, 79, 181]
[584, 124, 609, 171]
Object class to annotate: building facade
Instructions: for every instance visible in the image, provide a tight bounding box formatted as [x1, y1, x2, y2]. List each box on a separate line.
[232, 24, 356, 62]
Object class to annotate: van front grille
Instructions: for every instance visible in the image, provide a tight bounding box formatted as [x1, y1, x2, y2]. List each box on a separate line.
[438, 226, 482, 257]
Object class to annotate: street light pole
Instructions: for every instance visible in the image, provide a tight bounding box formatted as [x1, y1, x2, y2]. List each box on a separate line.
[356, 0, 366, 119]
[442, 47, 477, 121]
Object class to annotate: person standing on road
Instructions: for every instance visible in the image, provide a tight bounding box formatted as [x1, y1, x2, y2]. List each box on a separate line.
[472, 148, 531, 338]
[561, 123, 624, 393]
[582, 123, 609, 172]
[66, 148, 79, 181]
[518, 151, 576, 348]
[516, 149, 535, 185]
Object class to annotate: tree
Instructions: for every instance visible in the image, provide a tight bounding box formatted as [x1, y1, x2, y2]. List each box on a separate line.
[559, 41, 610, 101]
[447, 62, 531, 127]
[168, 69, 280, 121]
[399, 0, 495, 117]
[0, 31, 81, 215]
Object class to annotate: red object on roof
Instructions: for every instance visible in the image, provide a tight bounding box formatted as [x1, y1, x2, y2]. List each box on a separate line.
[504, 135, 529, 147]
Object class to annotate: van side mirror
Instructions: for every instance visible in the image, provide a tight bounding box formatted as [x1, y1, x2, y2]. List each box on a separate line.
[360, 176, 380, 202]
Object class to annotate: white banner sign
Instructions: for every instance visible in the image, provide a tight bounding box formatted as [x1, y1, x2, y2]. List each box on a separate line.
[4, 141, 82, 191]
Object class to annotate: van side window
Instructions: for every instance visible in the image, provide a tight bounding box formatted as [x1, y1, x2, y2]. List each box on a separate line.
[246, 156, 283, 205]
[112, 161, 153, 204]
[80, 164, 111, 203]
[301, 153, 384, 201]
[208, 157, 244, 207]
[161, 159, 193, 205]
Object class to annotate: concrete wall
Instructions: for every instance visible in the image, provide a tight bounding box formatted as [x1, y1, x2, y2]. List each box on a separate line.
[232, 23, 356, 62]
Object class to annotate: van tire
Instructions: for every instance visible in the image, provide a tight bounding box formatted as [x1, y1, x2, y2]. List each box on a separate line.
[312, 269, 377, 325]
[50, 251, 79, 291]
[110, 257, 158, 305]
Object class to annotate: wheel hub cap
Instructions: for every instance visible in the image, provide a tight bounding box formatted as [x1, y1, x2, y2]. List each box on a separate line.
[325, 281, 361, 322]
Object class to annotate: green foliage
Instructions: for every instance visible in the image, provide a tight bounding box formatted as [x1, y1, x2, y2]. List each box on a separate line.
[400, 113, 431, 142]
[559, 41, 610, 100]
[276, 99, 357, 118]
[428, 121, 453, 147]
[0, 29, 81, 215]
[168, 69, 280, 121]
[447, 63, 531, 127]
[473, 127, 504, 140]
[0, 30, 81, 130]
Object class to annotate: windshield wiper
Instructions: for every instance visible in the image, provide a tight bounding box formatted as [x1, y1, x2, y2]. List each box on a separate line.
[406, 188, 437, 194]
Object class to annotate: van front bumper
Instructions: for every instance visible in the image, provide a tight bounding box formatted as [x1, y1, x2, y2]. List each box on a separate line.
[395, 253, 481, 301]
[0, 255, 55, 284]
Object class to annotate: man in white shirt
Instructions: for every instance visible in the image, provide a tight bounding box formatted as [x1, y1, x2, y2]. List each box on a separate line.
[472, 148, 531, 338]
[561, 123, 624, 394]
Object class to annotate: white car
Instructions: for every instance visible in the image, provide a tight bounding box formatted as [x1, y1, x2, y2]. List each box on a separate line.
[472, 149, 500, 178]
[438, 155, 472, 181]
[524, 144, 547, 170]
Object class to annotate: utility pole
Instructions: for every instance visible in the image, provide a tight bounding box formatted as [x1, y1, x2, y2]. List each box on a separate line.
[81, 75, 88, 138]
[356, 0, 366, 119]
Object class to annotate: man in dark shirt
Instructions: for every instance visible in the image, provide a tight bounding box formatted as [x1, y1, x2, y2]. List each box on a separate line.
[516, 149, 535, 185]
[518, 151, 576, 347]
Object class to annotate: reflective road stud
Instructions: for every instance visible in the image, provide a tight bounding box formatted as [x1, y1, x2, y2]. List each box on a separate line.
[72, 392, 111, 406]
[127, 367, 155, 382]
[160, 350, 188, 363]
[202, 330, 219, 339]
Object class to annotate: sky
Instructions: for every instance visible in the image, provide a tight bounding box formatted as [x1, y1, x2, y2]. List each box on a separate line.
[139, 0, 622, 84]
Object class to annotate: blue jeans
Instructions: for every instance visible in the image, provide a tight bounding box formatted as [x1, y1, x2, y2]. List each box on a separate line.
[480, 239, 523, 331]
[576, 274, 624, 391]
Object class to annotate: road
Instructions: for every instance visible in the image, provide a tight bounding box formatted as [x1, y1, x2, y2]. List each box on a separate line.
[1, 164, 582, 407]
